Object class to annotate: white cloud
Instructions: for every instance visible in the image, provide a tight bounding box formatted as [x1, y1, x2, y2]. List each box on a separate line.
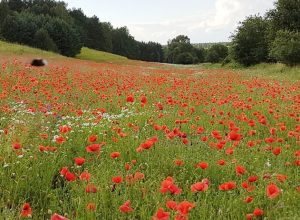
[128, 0, 275, 44]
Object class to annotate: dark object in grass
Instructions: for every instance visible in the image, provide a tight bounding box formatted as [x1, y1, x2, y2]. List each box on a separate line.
[31, 58, 48, 66]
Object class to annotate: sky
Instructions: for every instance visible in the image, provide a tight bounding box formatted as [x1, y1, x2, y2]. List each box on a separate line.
[63, 0, 276, 44]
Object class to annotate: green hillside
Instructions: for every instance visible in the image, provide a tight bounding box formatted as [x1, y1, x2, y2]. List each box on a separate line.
[0, 41, 127, 63]
[76, 47, 127, 63]
[0, 40, 62, 58]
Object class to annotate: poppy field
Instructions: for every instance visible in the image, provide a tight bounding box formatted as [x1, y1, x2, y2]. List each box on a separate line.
[0, 58, 300, 220]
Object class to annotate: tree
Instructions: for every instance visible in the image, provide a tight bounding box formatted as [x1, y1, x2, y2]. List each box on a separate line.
[112, 27, 140, 59]
[84, 16, 106, 51]
[165, 35, 199, 64]
[267, 0, 300, 32]
[0, 1, 10, 25]
[270, 30, 300, 66]
[33, 28, 58, 52]
[231, 16, 269, 66]
[1, 12, 38, 46]
[194, 47, 206, 63]
[45, 18, 82, 57]
[206, 44, 228, 63]
[138, 41, 164, 62]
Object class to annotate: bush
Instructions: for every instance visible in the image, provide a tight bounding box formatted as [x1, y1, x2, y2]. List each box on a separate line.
[270, 30, 300, 66]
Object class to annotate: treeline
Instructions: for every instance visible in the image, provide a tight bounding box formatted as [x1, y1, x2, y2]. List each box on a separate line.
[163, 35, 229, 64]
[0, 0, 163, 61]
[230, 0, 300, 66]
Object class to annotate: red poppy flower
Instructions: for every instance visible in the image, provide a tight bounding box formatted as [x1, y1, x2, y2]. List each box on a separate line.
[85, 184, 97, 193]
[160, 176, 182, 195]
[218, 159, 226, 166]
[153, 208, 170, 220]
[191, 182, 209, 192]
[195, 162, 208, 170]
[60, 167, 68, 176]
[141, 95, 147, 104]
[248, 176, 258, 183]
[110, 152, 120, 159]
[272, 147, 281, 156]
[86, 143, 104, 153]
[79, 171, 91, 181]
[253, 208, 263, 217]
[228, 131, 242, 141]
[88, 135, 97, 142]
[74, 157, 85, 166]
[166, 200, 177, 210]
[176, 201, 195, 215]
[219, 181, 236, 191]
[21, 203, 32, 218]
[86, 203, 96, 211]
[65, 171, 76, 182]
[51, 213, 69, 220]
[59, 125, 71, 133]
[133, 172, 145, 181]
[157, 103, 164, 110]
[12, 142, 22, 150]
[266, 183, 280, 199]
[112, 176, 123, 184]
[126, 95, 134, 103]
[55, 136, 65, 144]
[244, 196, 254, 203]
[119, 200, 134, 213]
[235, 165, 246, 175]
[175, 159, 184, 166]
[276, 174, 287, 183]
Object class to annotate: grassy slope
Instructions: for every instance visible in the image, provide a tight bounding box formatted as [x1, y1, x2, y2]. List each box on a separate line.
[0, 41, 127, 63]
[76, 47, 127, 63]
[0, 40, 62, 58]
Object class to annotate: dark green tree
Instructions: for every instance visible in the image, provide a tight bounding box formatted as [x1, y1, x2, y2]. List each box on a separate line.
[231, 16, 269, 66]
[194, 47, 206, 63]
[267, 0, 300, 32]
[112, 27, 140, 59]
[138, 41, 163, 62]
[45, 18, 82, 57]
[33, 28, 58, 52]
[1, 12, 38, 45]
[0, 1, 10, 24]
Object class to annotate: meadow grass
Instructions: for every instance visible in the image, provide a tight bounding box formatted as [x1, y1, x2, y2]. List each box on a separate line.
[0, 43, 300, 219]
[200, 62, 300, 80]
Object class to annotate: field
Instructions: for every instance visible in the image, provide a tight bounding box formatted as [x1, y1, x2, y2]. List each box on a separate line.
[0, 43, 300, 220]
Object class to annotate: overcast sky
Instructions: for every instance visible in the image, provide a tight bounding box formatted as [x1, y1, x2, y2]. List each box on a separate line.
[63, 0, 276, 44]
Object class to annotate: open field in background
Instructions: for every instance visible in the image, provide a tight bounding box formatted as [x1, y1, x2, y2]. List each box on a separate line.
[0, 42, 300, 220]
